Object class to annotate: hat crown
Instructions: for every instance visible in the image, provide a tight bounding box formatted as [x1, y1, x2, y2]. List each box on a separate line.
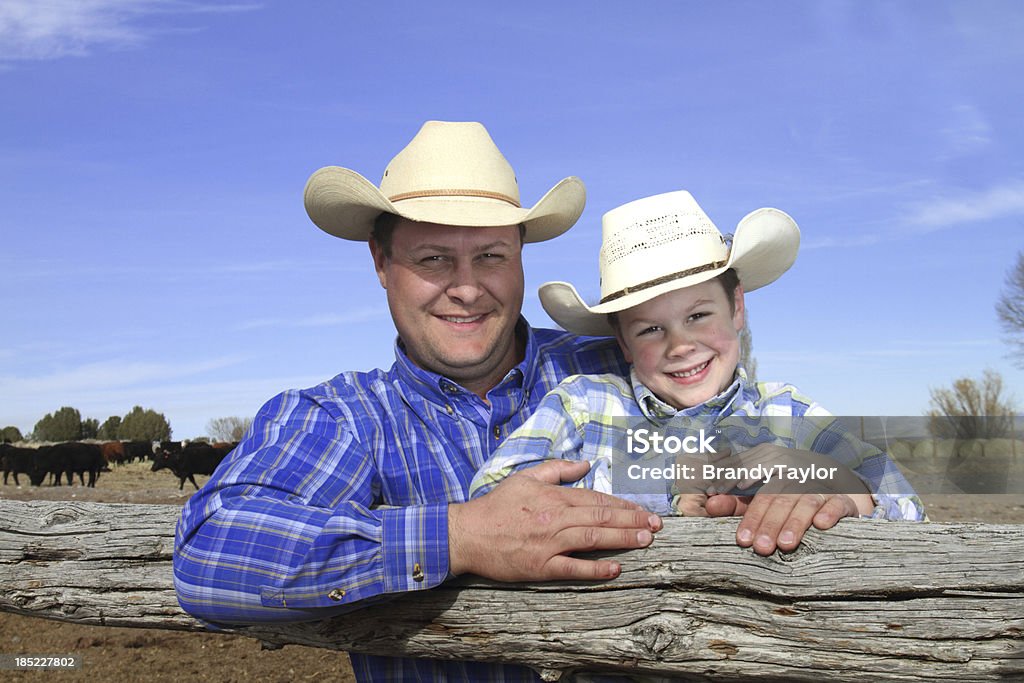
[598, 191, 729, 299]
[379, 121, 522, 207]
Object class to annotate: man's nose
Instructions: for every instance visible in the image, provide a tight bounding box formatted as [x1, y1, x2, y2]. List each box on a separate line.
[446, 261, 484, 305]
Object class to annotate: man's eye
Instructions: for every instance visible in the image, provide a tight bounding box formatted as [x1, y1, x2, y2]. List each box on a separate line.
[420, 255, 446, 264]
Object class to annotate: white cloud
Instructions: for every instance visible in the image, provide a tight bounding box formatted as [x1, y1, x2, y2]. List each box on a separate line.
[0, 355, 246, 397]
[938, 104, 992, 159]
[0, 0, 260, 61]
[905, 180, 1024, 230]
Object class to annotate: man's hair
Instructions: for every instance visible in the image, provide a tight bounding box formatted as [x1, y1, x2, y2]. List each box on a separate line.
[370, 212, 401, 258]
[370, 212, 527, 259]
[607, 268, 741, 332]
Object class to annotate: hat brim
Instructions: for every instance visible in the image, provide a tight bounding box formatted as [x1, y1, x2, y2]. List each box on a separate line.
[540, 207, 800, 336]
[303, 167, 586, 243]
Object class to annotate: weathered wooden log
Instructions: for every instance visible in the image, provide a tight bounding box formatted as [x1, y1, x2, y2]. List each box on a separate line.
[1, 499, 1022, 681]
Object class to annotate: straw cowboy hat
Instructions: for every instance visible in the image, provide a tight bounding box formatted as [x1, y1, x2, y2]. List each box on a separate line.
[303, 121, 586, 242]
[540, 190, 800, 336]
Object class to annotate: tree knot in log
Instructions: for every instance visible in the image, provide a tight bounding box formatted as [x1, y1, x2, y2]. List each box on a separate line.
[631, 615, 683, 656]
[774, 539, 819, 564]
[42, 506, 88, 528]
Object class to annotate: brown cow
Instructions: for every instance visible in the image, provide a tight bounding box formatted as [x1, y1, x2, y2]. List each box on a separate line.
[101, 441, 126, 465]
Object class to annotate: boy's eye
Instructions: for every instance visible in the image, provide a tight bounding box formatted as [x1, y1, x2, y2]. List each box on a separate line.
[688, 311, 710, 322]
[638, 326, 662, 336]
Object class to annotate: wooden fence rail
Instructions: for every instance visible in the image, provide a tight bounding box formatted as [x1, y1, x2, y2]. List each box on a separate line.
[1, 499, 1022, 681]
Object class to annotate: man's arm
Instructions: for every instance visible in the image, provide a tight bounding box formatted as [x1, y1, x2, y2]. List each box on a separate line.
[174, 386, 661, 625]
[173, 387, 451, 623]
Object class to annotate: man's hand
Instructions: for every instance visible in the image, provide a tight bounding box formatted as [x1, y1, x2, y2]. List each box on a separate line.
[449, 460, 662, 581]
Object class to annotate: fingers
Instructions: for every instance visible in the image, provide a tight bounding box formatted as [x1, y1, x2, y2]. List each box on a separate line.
[703, 493, 750, 517]
[736, 493, 858, 555]
[517, 460, 651, 512]
[736, 493, 794, 555]
[544, 555, 622, 581]
[557, 502, 662, 535]
[450, 469, 663, 582]
[811, 494, 859, 530]
[523, 458, 592, 485]
[674, 493, 709, 517]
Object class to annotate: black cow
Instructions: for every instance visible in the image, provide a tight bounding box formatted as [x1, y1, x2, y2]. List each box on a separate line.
[151, 443, 228, 490]
[1, 443, 37, 485]
[30, 442, 106, 487]
[124, 440, 154, 464]
[29, 445, 68, 486]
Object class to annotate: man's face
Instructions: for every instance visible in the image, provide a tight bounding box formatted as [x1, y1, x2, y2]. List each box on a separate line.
[370, 219, 525, 395]
[614, 278, 744, 410]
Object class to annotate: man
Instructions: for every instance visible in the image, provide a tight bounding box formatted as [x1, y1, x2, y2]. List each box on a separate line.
[173, 121, 662, 681]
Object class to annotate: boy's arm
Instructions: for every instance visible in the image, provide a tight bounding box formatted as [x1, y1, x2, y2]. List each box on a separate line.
[798, 413, 927, 521]
[470, 384, 588, 498]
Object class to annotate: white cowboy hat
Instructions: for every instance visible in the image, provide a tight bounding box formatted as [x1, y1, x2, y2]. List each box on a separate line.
[303, 120, 586, 242]
[540, 190, 800, 336]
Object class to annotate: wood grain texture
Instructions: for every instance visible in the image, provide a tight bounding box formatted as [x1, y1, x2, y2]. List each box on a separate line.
[1, 499, 1021, 681]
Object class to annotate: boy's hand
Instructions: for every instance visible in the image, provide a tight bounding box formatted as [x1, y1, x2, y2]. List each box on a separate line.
[714, 491, 872, 555]
[696, 444, 876, 554]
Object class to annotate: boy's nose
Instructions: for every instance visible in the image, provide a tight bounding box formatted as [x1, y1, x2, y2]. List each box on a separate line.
[665, 328, 696, 357]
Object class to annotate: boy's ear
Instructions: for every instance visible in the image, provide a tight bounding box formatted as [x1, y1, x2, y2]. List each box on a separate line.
[369, 239, 388, 289]
[732, 285, 746, 332]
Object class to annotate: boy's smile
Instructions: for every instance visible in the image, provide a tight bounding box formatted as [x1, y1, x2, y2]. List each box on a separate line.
[614, 278, 745, 410]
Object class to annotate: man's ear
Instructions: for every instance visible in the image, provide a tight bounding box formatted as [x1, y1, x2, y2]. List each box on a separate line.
[369, 239, 388, 289]
[732, 285, 746, 332]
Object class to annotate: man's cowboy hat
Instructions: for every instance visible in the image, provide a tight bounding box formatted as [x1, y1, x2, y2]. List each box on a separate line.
[540, 190, 800, 336]
[303, 121, 586, 242]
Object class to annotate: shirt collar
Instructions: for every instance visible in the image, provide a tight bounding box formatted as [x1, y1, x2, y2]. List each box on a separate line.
[391, 318, 533, 405]
[632, 365, 748, 420]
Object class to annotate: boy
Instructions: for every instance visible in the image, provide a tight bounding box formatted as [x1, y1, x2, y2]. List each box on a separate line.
[470, 190, 924, 553]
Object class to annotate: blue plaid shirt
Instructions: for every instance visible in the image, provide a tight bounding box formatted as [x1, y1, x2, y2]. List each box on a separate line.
[470, 368, 926, 522]
[173, 319, 627, 682]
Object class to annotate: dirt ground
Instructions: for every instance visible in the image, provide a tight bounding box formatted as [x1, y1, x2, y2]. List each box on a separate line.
[2, 462, 1023, 682]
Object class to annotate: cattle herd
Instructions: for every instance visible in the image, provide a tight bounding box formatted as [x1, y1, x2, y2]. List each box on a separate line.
[0, 440, 237, 491]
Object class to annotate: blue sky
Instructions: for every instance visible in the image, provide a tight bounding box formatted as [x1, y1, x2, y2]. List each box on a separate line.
[2, 1, 1023, 439]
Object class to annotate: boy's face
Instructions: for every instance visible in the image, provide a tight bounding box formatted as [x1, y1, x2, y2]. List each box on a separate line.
[613, 278, 745, 410]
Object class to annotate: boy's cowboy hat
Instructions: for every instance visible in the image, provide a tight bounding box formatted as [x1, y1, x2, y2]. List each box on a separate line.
[304, 121, 586, 242]
[540, 190, 800, 336]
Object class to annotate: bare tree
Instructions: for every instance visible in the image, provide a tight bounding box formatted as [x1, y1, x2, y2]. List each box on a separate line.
[926, 369, 1016, 440]
[738, 310, 757, 383]
[207, 416, 252, 442]
[996, 249, 1024, 368]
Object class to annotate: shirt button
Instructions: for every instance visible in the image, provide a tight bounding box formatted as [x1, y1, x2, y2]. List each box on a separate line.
[412, 563, 425, 582]
[493, 426, 501, 440]
[328, 588, 346, 601]
[445, 404, 454, 416]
